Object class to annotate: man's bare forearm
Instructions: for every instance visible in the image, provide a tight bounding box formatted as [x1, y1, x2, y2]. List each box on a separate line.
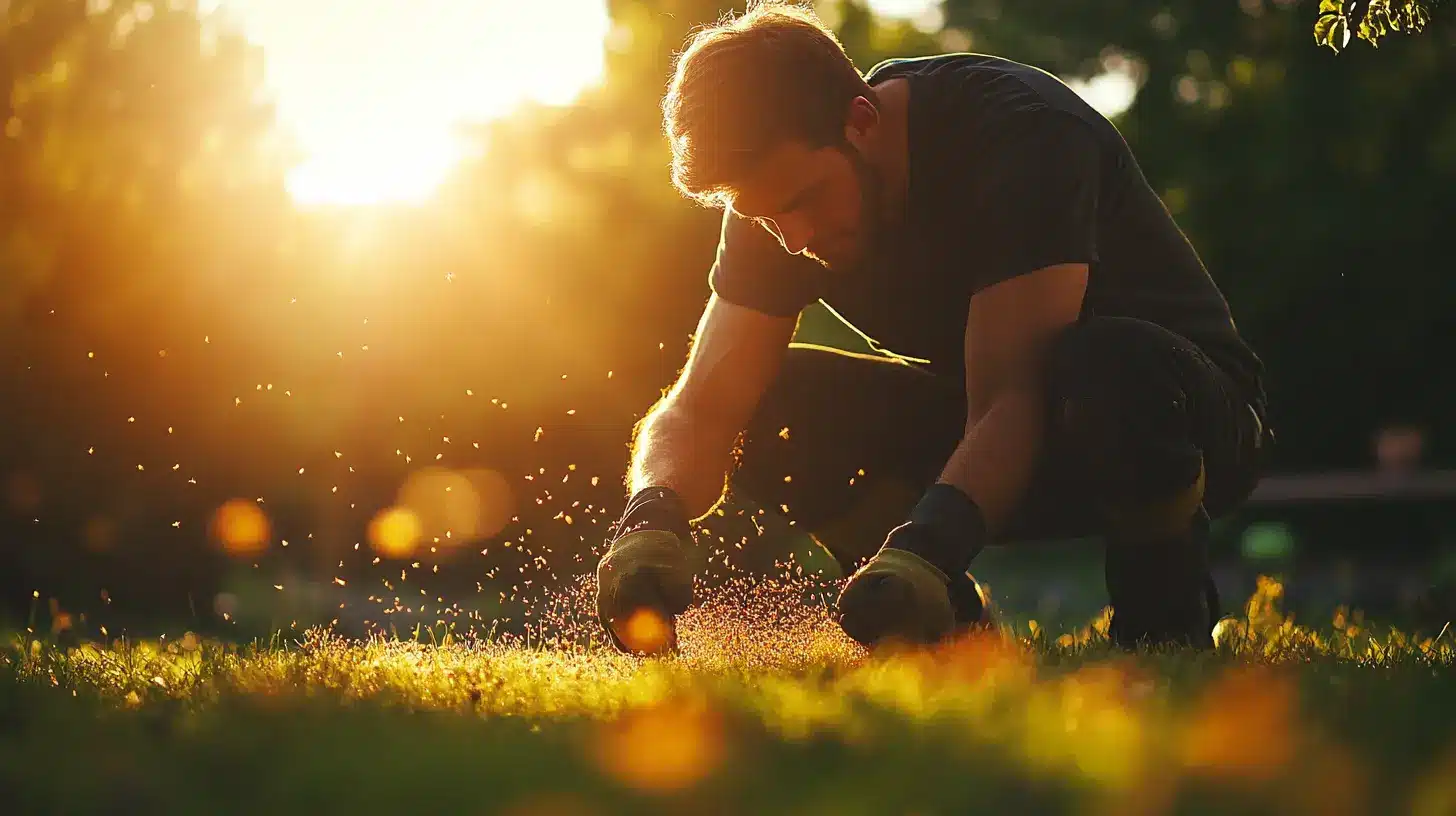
[937, 388, 1045, 536]
[627, 399, 739, 522]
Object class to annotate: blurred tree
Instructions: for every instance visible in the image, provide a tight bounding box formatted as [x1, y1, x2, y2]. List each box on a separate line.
[1, 0, 291, 614]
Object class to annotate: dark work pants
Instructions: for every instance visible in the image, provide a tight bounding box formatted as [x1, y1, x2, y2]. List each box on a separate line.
[731, 316, 1269, 576]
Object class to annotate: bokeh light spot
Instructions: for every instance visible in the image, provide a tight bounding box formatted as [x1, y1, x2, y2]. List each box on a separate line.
[619, 608, 672, 655]
[596, 702, 724, 793]
[394, 467, 515, 549]
[210, 499, 270, 556]
[83, 517, 118, 553]
[369, 506, 423, 559]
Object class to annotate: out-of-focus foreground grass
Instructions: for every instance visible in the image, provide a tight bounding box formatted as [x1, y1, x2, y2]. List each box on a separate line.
[4, 577, 1456, 815]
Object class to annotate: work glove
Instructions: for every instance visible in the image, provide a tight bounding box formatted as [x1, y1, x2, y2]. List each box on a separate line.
[836, 539, 957, 647]
[595, 488, 695, 654]
[836, 484, 990, 648]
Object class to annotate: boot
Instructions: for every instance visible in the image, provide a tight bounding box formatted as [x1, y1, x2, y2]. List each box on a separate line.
[1105, 506, 1218, 650]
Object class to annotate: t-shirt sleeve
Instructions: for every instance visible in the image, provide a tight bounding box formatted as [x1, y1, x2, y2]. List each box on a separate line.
[963, 110, 1102, 295]
[708, 209, 824, 318]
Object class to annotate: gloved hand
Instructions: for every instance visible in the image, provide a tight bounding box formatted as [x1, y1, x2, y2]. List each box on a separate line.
[596, 528, 694, 654]
[836, 541, 956, 648]
[836, 484, 990, 648]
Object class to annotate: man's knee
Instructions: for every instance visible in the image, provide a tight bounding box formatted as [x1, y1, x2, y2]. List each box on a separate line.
[1043, 317, 1206, 509]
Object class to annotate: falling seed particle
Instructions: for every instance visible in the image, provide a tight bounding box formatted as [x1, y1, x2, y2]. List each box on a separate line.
[591, 476, 600, 486]
[334, 578, 347, 586]
[137, 464, 144, 471]
[298, 468, 305, 474]
[87, 447, 94, 455]
[779, 427, 791, 440]
[127, 416, 135, 423]
[172, 521, 180, 528]
[334, 451, 342, 458]
[234, 397, 241, 406]
[466, 389, 473, 396]
[274, 585, 283, 591]
[167, 427, 173, 434]
[534, 427, 543, 442]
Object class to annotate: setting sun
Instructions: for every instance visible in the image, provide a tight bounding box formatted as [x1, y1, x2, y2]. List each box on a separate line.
[226, 0, 612, 206]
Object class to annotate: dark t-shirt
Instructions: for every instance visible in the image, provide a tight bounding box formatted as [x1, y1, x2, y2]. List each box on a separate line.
[709, 53, 1265, 409]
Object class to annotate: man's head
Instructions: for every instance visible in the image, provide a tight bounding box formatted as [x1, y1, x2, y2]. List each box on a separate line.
[663, 2, 890, 270]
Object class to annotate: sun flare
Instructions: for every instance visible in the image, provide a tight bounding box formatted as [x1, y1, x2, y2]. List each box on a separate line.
[226, 0, 611, 206]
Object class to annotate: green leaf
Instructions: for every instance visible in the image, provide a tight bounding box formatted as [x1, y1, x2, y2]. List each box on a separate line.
[1315, 13, 1351, 52]
[1318, 0, 1346, 14]
[1313, 12, 1341, 48]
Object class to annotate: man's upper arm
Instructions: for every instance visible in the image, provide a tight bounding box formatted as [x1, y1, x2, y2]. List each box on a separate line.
[964, 110, 1102, 297]
[670, 293, 797, 430]
[965, 264, 1088, 421]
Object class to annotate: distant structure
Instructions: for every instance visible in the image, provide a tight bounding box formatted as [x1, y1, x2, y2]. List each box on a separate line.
[1249, 423, 1454, 504]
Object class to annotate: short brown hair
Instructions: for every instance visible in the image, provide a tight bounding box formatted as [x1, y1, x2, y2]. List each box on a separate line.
[662, 1, 873, 207]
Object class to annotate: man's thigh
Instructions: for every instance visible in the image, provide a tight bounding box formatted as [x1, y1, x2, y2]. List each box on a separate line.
[999, 315, 1267, 544]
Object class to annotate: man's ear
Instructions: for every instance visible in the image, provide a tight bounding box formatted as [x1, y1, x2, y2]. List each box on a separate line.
[843, 95, 880, 146]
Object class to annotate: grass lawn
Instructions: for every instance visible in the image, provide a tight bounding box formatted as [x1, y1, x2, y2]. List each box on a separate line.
[4, 576, 1456, 815]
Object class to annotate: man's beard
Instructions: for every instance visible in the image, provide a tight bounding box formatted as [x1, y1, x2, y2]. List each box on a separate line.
[806, 142, 887, 272]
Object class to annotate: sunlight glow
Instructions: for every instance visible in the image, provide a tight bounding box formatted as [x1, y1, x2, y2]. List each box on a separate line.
[1067, 58, 1143, 119]
[225, 0, 611, 206]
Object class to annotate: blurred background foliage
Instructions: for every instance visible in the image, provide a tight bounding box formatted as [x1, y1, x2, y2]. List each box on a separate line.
[1, 0, 1453, 633]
